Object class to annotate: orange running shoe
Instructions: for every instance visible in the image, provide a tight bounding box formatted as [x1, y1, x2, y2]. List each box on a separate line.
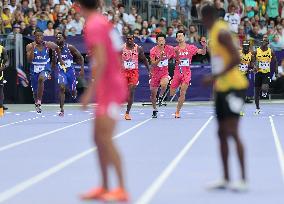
[101, 188, 129, 202]
[175, 112, 180, 118]
[124, 113, 131, 120]
[80, 187, 107, 200]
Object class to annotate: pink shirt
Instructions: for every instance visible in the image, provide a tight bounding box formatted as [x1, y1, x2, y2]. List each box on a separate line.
[175, 44, 198, 71]
[150, 45, 175, 69]
[84, 13, 126, 104]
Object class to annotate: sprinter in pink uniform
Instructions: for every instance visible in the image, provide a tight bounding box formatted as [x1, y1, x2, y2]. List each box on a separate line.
[78, 0, 129, 202]
[150, 33, 175, 118]
[170, 30, 207, 118]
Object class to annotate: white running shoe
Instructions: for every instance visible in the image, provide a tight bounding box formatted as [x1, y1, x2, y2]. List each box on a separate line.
[254, 109, 260, 115]
[206, 180, 229, 190]
[262, 92, 268, 97]
[230, 180, 248, 192]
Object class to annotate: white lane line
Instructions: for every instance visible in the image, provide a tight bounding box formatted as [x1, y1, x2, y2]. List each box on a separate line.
[269, 116, 284, 182]
[0, 117, 40, 128]
[135, 116, 214, 204]
[0, 118, 94, 152]
[0, 118, 152, 203]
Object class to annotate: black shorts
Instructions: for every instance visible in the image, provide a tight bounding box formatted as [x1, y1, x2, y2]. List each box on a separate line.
[215, 89, 246, 121]
[255, 72, 270, 88]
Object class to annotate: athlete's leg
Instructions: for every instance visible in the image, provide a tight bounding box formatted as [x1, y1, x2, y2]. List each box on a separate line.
[217, 119, 230, 182]
[159, 77, 169, 98]
[59, 83, 65, 113]
[126, 84, 136, 115]
[226, 117, 246, 181]
[150, 87, 158, 110]
[175, 83, 189, 117]
[94, 115, 125, 189]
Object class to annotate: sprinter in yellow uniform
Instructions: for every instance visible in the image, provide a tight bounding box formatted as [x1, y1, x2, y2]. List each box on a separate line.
[239, 40, 253, 115]
[201, 3, 248, 191]
[0, 45, 9, 117]
[252, 35, 278, 115]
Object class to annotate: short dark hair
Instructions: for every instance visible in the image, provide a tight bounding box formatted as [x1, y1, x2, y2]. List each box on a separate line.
[201, 4, 218, 19]
[56, 32, 66, 39]
[75, 0, 100, 9]
[176, 30, 185, 38]
[34, 28, 43, 34]
[156, 33, 166, 41]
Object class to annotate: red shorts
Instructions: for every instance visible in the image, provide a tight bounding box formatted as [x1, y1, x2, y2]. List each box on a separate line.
[170, 68, 191, 89]
[123, 69, 139, 86]
[150, 68, 169, 88]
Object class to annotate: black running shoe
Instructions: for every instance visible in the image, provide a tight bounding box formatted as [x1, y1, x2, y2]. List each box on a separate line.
[152, 110, 158, 118]
[3, 105, 8, 110]
[36, 104, 42, 114]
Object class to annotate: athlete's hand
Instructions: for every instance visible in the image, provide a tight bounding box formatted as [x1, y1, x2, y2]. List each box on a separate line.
[80, 87, 93, 110]
[202, 75, 214, 86]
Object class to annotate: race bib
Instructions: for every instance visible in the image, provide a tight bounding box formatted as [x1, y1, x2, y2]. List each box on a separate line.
[239, 64, 248, 72]
[259, 62, 270, 70]
[124, 61, 136, 69]
[211, 56, 224, 74]
[59, 59, 73, 69]
[179, 59, 190, 67]
[157, 59, 168, 67]
[34, 65, 45, 73]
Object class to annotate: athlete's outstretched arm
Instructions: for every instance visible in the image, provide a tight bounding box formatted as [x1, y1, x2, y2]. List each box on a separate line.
[138, 46, 150, 72]
[271, 50, 278, 77]
[69, 45, 85, 77]
[81, 43, 106, 109]
[0, 48, 9, 72]
[45, 41, 65, 67]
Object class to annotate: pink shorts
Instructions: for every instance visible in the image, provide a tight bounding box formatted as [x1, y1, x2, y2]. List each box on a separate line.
[170, 69, 191, 89]
[95, 80, 127, 119]
[150, 68, 169, 88]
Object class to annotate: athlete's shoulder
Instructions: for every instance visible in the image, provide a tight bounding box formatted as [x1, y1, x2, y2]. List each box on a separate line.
[150, 45, 157, 53]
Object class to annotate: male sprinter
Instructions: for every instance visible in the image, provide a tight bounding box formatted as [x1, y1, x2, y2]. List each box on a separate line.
[78, 0, 129, 201]
[26, 28, 66, 113]
[149, 33, 175, 118]
[252, 35, 278, 115]
[202, 3, 248, 191]
[170, 30, 206, 118]
[122, 33, 149, 120]
[0, 45, 9, 117]
[53, 32, 84, 116]
[239, 40, 253, 116]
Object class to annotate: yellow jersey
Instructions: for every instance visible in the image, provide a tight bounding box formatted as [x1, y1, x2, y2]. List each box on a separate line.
[239, 50, 252, 74]
[209, 20, 248, 92]
[256, 47, 272, 73]
[0, 45, 4, 81]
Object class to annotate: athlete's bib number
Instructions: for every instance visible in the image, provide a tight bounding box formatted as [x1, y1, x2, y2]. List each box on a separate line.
[34, 65, 45, 73]
[157, 59, 168, 67]
[124, 61, 135, 69]
[211, 56, 224, 74]
[179, 59, 190, 67]
[59, 59, 72, 69]
[239, 64, 248, 72]
[259, 62, 270, 70]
